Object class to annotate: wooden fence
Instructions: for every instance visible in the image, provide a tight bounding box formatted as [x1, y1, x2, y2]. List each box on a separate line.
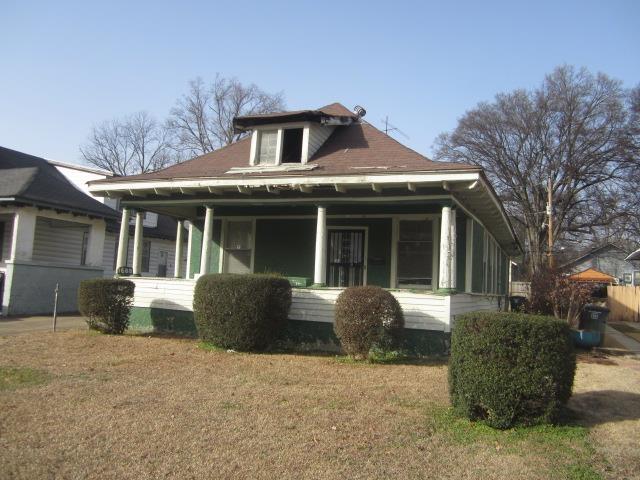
[607, 286, 640, 322]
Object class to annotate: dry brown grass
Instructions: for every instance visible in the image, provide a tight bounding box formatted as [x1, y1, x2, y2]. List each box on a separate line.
[0, 331, 638, 480]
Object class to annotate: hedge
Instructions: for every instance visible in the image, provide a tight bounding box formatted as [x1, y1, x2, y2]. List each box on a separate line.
[449, 311, 576, 429]
[193, 273, 292, 351]
[78, 278, 135, 334]
[334, 286, 404, 358]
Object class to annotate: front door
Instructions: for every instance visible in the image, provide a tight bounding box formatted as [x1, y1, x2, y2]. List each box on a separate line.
[327, 229, 365, 287]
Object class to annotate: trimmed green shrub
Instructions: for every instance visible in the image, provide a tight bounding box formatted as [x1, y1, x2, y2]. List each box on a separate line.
[449, 311, 576, 429]
[78, 279, 135, 334]
[193, 274, 292, 351]
[334, 286, 404, 358]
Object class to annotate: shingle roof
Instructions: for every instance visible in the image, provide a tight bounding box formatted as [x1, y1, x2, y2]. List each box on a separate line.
[94, 103, 477, 184]
[0, 146, 119, 219]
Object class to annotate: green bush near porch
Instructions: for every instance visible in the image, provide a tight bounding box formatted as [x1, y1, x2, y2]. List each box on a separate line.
[78, 278, 135, 334]
[193, 274, 292, 351]
[449, 311, 576, 429]
[334, 286, 404, 359]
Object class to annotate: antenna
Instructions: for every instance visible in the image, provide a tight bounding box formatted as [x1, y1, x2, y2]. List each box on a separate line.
[381, 116, 409, 139]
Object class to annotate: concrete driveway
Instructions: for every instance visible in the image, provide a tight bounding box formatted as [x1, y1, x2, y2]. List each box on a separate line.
[0, 315, 87, 335]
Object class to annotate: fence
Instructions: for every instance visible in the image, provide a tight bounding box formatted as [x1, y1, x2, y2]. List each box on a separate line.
[607, 286, 640, 323]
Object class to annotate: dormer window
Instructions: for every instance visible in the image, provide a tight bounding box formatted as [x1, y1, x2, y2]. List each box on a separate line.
[257, 130, 278, 165]
[248, 122, 334, 168]
[282, 128, 303, 163]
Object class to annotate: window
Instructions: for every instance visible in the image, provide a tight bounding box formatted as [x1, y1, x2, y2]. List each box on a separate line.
[80, 231, 89, 265]
[396, 220, 433, 288]
[142, 240, 151, 273]
[257, 130, 278, 165]
[223, 221, 253, 274]
[281, 128, 303, 163]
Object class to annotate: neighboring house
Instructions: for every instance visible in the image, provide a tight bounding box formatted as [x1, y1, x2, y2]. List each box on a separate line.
[562, 243, 640, 285]
[0, 147, 119, 315]
[88, 102, 522, 352]
[51, 160, 187, 278]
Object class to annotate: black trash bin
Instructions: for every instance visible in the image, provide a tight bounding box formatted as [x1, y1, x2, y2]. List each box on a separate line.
[509, 295, 527, 312]
[580, 304, 610, 345]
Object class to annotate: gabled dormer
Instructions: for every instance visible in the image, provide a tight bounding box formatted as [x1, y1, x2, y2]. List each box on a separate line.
[233, 103, 364, 168]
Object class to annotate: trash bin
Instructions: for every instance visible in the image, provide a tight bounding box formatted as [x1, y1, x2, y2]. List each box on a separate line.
[509, 295, 526, 312]
[573, 304, 609, 348]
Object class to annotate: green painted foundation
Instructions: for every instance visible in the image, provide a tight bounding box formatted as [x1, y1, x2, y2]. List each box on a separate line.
[127, 307, 450, 355]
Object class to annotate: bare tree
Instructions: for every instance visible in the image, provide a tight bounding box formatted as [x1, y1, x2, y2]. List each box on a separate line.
[168, 75, 285, 156]
[81, 111, 176, 176]
[434, 66, 636, 272]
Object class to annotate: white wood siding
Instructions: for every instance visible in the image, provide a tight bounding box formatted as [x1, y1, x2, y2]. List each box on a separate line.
[450, 293, 501, 318]
[130, 278, 196, 311]
[308, 124, 335, 159]
[128, 278, 451, 331]
[32, 217, 88, 265]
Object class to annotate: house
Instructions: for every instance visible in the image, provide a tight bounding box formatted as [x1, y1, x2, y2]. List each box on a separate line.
[562, 243, 640, 286]
[88, 103, 521, 353]
[0, 147, 119, 315]
[50, 160, 187, 278]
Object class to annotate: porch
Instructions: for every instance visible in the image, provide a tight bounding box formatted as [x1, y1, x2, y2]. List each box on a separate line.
[125, 276, 501, 353]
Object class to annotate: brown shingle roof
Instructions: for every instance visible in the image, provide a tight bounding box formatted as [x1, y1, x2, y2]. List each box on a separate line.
[94, 103, 477, 183]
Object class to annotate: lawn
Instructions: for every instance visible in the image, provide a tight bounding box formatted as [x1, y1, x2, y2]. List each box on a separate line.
[0, 331, 639, 480]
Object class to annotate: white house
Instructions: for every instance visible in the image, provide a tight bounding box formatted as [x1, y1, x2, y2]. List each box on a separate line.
[0, 147, 118, 315]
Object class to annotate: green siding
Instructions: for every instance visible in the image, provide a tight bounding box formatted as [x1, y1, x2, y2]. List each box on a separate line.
[254, 219, 315, 278]
[253, 218, 392, 287]
[188, 219, 222, 277]
[471, 221, 485, 293]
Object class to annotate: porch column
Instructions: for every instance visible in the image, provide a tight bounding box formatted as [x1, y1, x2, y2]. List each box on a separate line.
[132, 210, 144, 276]
[186, 222, 194, 279]
[10, 208, 37, 261]
[86, 219, 106, 267]
[115, 207, 131, 274]
[174, 220, 185, 278]
[313, 206, 327, 286]
[438, 206, 456, 291]
[200, 206, 214, 275]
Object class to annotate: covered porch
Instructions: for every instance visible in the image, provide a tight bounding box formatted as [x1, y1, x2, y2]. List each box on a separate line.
[110, 192, 510, 352]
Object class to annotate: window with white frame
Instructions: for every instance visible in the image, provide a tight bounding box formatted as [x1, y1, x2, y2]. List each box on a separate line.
[257, 130, 278, 165]
[396, 219, 434, 289]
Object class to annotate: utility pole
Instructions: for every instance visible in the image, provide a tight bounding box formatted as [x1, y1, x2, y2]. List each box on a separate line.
[547, 176, 554, 269]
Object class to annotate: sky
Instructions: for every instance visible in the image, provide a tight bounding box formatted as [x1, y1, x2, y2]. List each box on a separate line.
[1, 0, 638, 164]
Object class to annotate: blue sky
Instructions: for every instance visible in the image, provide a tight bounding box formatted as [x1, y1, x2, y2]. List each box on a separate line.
[1, 0, 638, 164]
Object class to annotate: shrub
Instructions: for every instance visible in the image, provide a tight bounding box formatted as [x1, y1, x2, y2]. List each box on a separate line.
[334, 286, 404, 359]
[526, 267, 594, 327]
[78, 279, 135, 334]
[193, 274, 292, 351]
[449, 311, 576, 429]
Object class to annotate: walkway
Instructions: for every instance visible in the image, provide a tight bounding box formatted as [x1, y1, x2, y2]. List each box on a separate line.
[0, 315, 87, 335]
